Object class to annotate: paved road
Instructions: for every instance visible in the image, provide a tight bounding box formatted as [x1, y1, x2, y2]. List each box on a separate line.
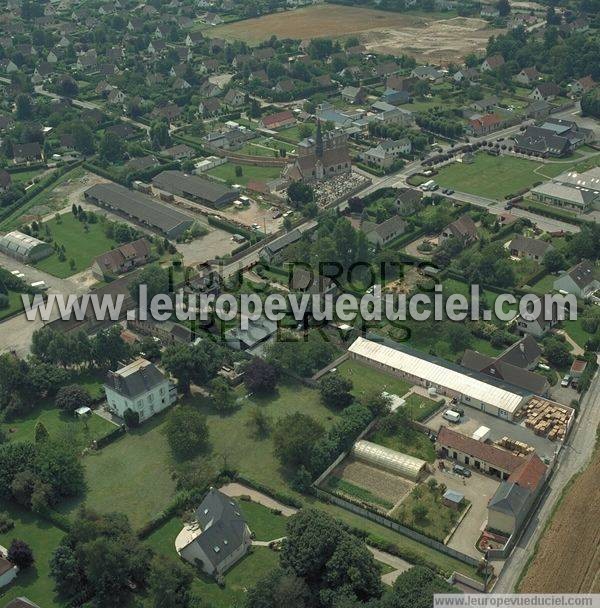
[493, 363, 600, 592]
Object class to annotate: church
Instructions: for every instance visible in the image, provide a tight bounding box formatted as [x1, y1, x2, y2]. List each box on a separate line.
[284, 121, 351, 182]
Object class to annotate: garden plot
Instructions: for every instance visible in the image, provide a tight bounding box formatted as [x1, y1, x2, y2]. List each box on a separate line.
[326, 457, 414, 512]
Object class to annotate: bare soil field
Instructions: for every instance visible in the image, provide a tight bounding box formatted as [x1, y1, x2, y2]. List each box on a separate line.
[519, 449, 600, 593]
[208, 5, 501, 62]
[333, 458, 414, 506]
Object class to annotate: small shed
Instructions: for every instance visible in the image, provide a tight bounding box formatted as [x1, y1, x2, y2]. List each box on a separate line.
[570, 359, 587, 379]
[75, 406, 92, 418]
[442, 489, 464, 510]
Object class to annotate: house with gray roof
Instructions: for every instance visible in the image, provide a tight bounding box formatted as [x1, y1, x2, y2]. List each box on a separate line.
[177, 488, 251, 576]
[104, 358, 176, 423]
[361, 215, 407, 247]
[363, 138, 411, 169]
[553, 260, 600, 299]
[508, 235, 553, 261]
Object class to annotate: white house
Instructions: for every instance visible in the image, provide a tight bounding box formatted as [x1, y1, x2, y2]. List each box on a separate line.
[104, 358, 176, 423]
[0, 549, 18, 589]
[363, 138, 411, 169]
[176, 488, 252, 577]
[553, 260, 600, 299]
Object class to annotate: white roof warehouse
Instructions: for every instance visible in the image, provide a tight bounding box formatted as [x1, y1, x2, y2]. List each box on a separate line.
[348, 337, 529, 420]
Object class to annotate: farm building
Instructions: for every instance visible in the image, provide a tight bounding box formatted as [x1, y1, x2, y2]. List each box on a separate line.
[352, 440, 427, 481]
[0, 230, 53, 263]
[436, 426, 530, 480]
[152, 170, 238, 208]
[84, 183, 193, 239]
[348, 337, 530, 420]
[176, 488, 252, 576]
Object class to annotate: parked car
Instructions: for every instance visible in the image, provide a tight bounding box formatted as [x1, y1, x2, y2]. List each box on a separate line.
[561, 374, 572, 387]
[452, 464, 472, 477]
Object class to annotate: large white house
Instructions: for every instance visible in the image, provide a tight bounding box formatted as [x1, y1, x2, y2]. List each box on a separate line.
[104, 358, 176, 423]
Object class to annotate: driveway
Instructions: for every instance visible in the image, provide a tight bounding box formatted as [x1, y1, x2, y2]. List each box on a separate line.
[431, 466, 500, 559]
[425, 407, 558, 462]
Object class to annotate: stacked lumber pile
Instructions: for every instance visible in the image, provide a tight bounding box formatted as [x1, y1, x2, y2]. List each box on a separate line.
[496, 436, 535, 456]
[522, 397, 570, 440]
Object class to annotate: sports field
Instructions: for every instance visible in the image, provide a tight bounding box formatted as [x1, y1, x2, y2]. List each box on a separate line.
[207, 5, 498, 61]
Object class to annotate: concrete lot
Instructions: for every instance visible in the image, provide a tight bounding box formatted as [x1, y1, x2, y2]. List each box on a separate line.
[431, 466, 499, 559]
[425, 406, 558, 462]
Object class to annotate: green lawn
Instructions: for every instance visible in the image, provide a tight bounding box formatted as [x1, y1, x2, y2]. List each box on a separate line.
[435, 154, 549, 200]
[369, 427, 436, 463]
[531, 273, 557, 295]
[402, 393, 443, 422]
[391, 484, 465, 542]
[144, 516, 279, 608]
[0, 501, 66, 608]
[1, 403, 116, 447]
[273, 125, 306, 143]
[57, 413, 178, 530]
[10, 168, 46, 185]
[34, 213, 119, 278]
[562, 318, 593, 350]
[337, 359, 412, 398]
[0, 290, 24, 321]
[182, 380, 340, 497]
[206, 163, 282, 186]
[238, 500, 288, 541]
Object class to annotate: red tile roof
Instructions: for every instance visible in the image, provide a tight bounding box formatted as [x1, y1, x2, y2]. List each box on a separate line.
[508, 453, 547, 492]
[261, 110, 294, 128]
[437, 426, 525, 473]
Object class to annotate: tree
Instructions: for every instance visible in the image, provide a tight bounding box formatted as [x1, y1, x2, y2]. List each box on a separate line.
[8, 539, 34, 569]
[165, 406, 209, 460]
[55, 385, 92, 414]
[99, 132, 125, 163]
[129, 265, 170, 302]
[209, 377, 235, 412]
[497, 0, 511, 16]
[15, 94, 32, 120]
[543, 337, 572, 368]
[380, 566, 457, 608]
[148, 556, 194, 608]
[287, 181, 314, 208]
[72, 123, 95, 155]
[34, 421, 49, 443]
[150, 120, 172, 149]
[57, 76, 78, 97]
[272, 412, 324, 469]
[412, 503, 429, 522]
[543, 249, 566, 273]
[281, 509, 382, 603]
[247, 406, 271, 438]
[243, 357, 278, 395]
[123, 408, 140, 428]
[244, 568, 310, 608]
[318, 374, 353, 409]
[34, 439, 85, 502]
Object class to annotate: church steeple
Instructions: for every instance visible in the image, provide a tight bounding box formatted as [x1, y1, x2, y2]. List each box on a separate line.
[315, 119, 323, 159]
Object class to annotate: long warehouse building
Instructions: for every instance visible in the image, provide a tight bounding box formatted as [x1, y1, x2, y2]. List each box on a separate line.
[348, 336, 530, 420]
[152, 170, 238, 208]
[84, 182, 194, 239]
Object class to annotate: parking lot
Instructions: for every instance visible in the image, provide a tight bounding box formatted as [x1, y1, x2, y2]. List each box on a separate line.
[425, 406, 558, 462]
[431, 465, 499, 559]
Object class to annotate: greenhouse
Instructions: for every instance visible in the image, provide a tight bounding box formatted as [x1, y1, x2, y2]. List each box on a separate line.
[0, 230, 53, 263]
[352, 440, 427, 481]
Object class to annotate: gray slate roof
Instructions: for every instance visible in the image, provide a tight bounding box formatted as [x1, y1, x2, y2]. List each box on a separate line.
[104, 358, 166, 399]
[488, 481, 530, 521]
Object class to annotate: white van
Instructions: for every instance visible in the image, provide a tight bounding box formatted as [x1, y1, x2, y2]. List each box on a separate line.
[442, 409, 461, 423]
[30, 280, 48, 291]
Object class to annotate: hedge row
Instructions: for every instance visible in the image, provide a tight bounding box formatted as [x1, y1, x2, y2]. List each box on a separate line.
[95, 425, 127, 449]
[207, 214, 264, 241]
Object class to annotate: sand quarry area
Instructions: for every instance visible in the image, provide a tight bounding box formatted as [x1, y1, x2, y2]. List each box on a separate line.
[208, 5, 502, 63]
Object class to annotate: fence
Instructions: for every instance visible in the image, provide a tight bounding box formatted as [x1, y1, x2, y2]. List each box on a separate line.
[312, 486, 480, 568]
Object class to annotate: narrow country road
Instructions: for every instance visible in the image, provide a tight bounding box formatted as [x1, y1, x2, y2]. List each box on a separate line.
[493, 364, 600, 592]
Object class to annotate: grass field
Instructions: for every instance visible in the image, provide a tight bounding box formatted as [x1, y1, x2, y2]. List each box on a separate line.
[34, 213, 119, 278]
[337, 359, 412, 399]
[402, 393, 443, 422]
[0, 290, 24, 321]
[0, 501, 66, 608]
[1, 403, 116, 447]
[206, 163, 282, 186]
[238, 500, 288, 541]
[435, 154, 548, 200]
[273, 125, 307, 144]
[369, 426, 437, 463]
[57, 412, 178, 530]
